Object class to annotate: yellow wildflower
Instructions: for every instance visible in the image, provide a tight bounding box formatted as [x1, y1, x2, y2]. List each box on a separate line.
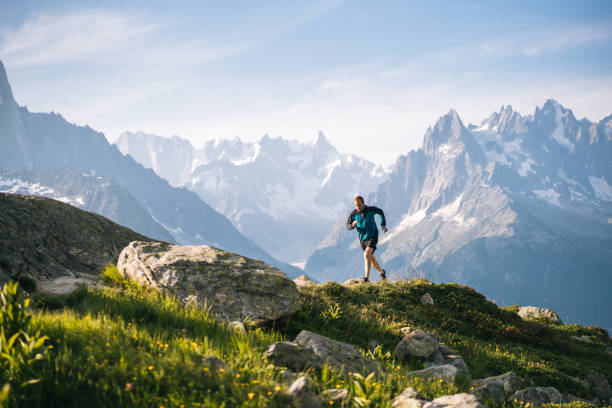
[248, 392, 255, 400]
[274, 385, 281, 392]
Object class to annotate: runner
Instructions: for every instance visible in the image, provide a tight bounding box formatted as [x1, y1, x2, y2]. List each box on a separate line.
[346, 195, 388, 283]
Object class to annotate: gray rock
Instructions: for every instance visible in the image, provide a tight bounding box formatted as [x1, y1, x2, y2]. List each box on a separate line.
[343, 278, 363, 285]
[320, 388, 349, 404]
[571, 335, 593, 343]
[445, 355, 470, 376]
[509, 386, 563, 405]
[420, 293, 434, 305]
[265, 341, 323, 372]
[393, 387, 429, 408]
[287, 376, 321, 408]
[294, 274, 316, 288]
[469, 371, 523, 405]
[394, 328, 440, 359]
[585, 370, 612, 401]
[117, 241, 300, 324]
[280, 369, 299, 384]
[438, 344, 456, 356]
[294, 330, 381, 376]
[405, 364, 461, 383]
[424, 393, 486, 408]
[517, 306, 563, 324]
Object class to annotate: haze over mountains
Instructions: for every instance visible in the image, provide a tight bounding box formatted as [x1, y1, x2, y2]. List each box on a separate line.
[0, 60, 301, 278]
[117, 131, 389, 263]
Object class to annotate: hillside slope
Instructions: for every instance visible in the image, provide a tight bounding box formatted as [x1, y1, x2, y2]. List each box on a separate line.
[0, 193, 154, 283]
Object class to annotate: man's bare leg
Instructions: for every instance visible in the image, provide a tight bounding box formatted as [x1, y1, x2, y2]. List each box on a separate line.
[364, 247, 374, 279]
[371, 254, 383, 273]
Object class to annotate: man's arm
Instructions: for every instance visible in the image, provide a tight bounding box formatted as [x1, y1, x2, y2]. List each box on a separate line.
[370, 206, 388, 232]
[346, 210, 356, 230]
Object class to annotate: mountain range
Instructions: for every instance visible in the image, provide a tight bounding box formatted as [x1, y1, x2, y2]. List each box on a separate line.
[0, 60, 301, 278]
[306, 102, 612, 329]
[117, 131, 388, 263]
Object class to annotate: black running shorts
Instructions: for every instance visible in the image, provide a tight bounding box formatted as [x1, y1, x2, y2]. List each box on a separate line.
[360, 235, 378, 252]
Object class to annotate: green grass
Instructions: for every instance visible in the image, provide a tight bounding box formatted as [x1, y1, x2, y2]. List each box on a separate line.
[1, 268, 610, 407]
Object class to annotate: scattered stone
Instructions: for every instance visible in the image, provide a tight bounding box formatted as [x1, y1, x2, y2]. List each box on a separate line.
[287, 376, 321, 408]
[117, 241, 300, 325]
[585, 370, 612, 401]
[37, 274, 102, 295]
[294, 330, 381, 376]
[438, 344, 456, 356]
[265, 341, 322, 372]
[392, 387, 429, 408]
[517, 306, 563, 324]
[294, 274, 316, 288]
[469, 372, 523, 405]
[405, 364, 461, 383]
[280, 369, 298, 384]
[320, 388, 349, 404]
[420, 293, 434, 305]
[425, 354, 470, 376]
[343, 278, 363, 285]
[424, 393, 486, 408]
[509, 386, 563, 405]
[394, 328, 440, 359]
[571, 335, 593, 343]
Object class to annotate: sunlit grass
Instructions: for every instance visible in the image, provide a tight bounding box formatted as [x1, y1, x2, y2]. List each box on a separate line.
[1, 268, 609, 407]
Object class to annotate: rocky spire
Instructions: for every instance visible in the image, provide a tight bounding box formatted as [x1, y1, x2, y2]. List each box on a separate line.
[0, 60, 16, 106]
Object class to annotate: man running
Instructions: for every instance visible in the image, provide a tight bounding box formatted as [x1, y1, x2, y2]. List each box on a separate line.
[346, 195, 388, 283]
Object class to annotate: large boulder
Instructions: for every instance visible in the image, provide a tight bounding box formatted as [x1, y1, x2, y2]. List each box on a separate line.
[517, 306, 562, 324]
[469, 372, 523, 405]
[117, 241, 299, 324]
[393, 387, 429, 408]
[294, 274, 316, 288]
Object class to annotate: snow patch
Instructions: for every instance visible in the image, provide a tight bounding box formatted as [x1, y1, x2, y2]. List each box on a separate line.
[381, 209, 427, 244]
[291, 261, 306, 270]
[533, 189, 561, 206]
[588, 176, 612, 201]
[551, 103, 575, 152]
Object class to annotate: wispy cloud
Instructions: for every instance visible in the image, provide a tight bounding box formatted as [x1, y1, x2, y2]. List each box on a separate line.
[0, 10, 249, 67]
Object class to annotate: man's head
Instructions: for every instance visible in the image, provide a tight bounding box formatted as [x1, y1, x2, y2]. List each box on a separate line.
[354, 195, 364, 212]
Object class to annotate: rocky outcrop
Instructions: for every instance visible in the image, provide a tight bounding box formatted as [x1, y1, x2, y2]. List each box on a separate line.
[294, 274, 316, 288]
[266, 330, 381, 376]
[469, 372, 523, 405]
[420, 293, 434, 305]
[393, 390, 485, 408]
[394, 327, 470, 377]
[394, 328, 440, 359]
[509, 386, 563, 405]
[117, 241, 299, 324]
[0, 193, 153, 285]
[405, 365, 461, 383]
[517, 306, 563, 324]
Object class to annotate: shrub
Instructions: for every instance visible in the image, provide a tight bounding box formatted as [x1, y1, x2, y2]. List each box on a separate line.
[0, 282, 49, 405]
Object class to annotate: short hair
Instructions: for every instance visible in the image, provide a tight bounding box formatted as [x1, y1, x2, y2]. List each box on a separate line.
[353, 195, 364, 204]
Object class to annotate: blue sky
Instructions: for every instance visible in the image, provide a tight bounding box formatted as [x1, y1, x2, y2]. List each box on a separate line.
[1, 1, 611, 164]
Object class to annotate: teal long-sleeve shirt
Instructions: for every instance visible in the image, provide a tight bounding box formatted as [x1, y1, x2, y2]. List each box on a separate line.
[346, 205, 386, 242]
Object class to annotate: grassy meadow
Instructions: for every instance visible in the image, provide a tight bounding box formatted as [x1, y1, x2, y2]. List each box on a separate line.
[0, 265, 609, 407]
